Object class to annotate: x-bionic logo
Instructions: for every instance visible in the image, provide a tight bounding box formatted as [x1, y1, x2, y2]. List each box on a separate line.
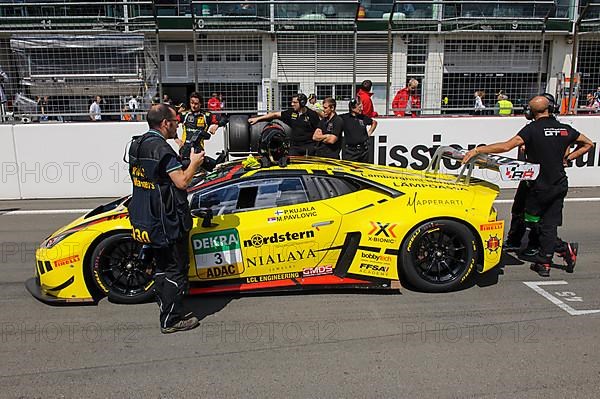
[368, 222, 398, 243]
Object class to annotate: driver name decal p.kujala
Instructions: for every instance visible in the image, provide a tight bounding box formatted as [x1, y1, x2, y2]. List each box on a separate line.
[192, 229, 244, 279]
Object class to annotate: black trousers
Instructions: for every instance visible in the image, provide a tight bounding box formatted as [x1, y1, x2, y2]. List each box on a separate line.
[506, 181, 529, 246]
[153, 236, 190, 329]
[342, 143, 369, 163]
[525, 179, 568, 257]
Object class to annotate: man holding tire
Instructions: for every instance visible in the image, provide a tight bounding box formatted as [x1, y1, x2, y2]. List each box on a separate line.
[128, 104, 204, 334]
[249, 93, 320, 156]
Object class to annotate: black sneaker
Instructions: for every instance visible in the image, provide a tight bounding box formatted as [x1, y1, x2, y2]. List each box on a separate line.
[530, 263, 551, 277]
[503, 241, 521, 252]
[558, 242, 578, 273]
[183, 311, 195, 320]
[161, 316, 200, 334]
[520, 247, 539, 257]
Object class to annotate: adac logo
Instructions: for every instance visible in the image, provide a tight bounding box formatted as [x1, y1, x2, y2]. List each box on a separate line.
[486, 235, 501, 253]
[243, 230, 315, 248]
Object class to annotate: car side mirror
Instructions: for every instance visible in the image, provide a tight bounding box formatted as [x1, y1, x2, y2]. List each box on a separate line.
[191, 207, 214, 228]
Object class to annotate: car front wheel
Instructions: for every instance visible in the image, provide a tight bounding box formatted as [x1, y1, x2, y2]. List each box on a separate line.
[89, 233, 156, 304]
[399, 220, 477, 292]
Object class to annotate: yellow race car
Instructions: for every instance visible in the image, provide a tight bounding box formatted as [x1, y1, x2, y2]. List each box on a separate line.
[27, 147, 537, 304]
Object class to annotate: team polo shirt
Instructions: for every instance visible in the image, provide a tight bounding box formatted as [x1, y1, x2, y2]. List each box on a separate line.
[517, 117, 579, 185]
[280, 108, 320, 146]
[315, 113, 343, 158]
[340, 113, 373, 145]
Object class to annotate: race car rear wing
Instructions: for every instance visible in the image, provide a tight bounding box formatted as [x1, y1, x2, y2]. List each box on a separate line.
[426, 146, 540, 185]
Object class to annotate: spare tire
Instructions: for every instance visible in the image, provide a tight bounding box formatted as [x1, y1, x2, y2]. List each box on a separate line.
[227, 114, 251, 152]
[250, 121, 268, 152]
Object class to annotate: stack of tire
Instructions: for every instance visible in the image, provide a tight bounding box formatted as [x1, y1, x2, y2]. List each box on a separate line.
[226, 115, 291, 154]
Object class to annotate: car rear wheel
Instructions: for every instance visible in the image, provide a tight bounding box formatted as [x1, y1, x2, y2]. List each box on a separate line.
[399, 220, 477, 292]
[89, 233, 156, 304]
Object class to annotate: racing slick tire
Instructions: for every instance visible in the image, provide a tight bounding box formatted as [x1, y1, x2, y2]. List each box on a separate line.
[227, 114, 251, 153]
[399, 219, 477, 293]
[89, 232, 156, 304]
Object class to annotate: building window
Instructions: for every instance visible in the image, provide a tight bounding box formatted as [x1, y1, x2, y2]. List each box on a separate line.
[279, 83, 299, 108]
[168, 54, 184, 62]
[316, 84, 353, 101]
[225, 54, 241, 62]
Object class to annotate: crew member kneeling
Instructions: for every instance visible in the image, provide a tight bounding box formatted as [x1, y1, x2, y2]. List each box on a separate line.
[128, 104, 205, 334]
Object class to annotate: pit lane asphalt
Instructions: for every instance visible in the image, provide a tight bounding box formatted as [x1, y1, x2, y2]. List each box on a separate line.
[1, 189, 599, 399]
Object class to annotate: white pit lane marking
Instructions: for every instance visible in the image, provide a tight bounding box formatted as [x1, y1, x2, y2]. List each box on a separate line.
[524, 281, 600, 316]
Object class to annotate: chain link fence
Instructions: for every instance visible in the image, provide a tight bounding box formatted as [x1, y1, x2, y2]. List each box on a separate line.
[0, 0, 599, 123]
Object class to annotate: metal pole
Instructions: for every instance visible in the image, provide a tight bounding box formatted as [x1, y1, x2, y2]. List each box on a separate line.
[152, 1, 163, 102]
[567, 4, 588, 114]
[191, 2, 199, 92]
[352, 27, 357, 95]
[536, 5, 554, 93]
[385, 3, 395, 116]
[123, 0, 129, 32]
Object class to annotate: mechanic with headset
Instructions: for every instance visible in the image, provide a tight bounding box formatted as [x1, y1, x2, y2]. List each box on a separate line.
[248, 93, 320, 156]
[128, 104, 204, 334]
[178, 92, 228, 171]
[463, 94, 593, 277]
[312, 97, 344, 159]
[340, 97, 378, 163]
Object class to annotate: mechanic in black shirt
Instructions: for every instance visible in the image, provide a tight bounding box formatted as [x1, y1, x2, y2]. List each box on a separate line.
[128, 104, 205, 333]
[340, 97, 378, 163]
[249, 93, 320, 156]
[463, 95, 593, 277]
[312, 97, 343, 159]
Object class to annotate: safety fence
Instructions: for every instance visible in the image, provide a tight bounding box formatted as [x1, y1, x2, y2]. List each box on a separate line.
[0, 1, 599, 122]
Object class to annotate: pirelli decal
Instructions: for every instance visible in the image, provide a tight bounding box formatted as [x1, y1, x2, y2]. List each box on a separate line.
[480, 222, 503, 231]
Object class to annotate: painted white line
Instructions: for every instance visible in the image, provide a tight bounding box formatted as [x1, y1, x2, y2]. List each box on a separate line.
[1, 209, 91, 216]
[524, 281, 600, 316]
[496, 197, 600, 204]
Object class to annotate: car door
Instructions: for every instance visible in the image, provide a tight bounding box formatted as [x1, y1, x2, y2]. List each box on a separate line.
[188, 176, 342, 283]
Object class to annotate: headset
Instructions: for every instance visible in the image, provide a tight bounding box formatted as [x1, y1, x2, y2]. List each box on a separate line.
[524, 92, 558, 120]
[296, 93, 308, 107]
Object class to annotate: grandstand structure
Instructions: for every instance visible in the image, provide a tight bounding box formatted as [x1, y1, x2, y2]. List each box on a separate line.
[0, 0, 598, 121]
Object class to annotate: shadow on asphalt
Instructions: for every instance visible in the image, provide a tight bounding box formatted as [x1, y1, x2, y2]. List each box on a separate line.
[475, 251, 524, 288]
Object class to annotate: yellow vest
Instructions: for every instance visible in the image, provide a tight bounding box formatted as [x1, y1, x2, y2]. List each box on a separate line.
[498, 100, 513, 115]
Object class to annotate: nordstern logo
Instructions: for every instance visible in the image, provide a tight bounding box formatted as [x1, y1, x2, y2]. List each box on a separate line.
[243, 230, 315, 248]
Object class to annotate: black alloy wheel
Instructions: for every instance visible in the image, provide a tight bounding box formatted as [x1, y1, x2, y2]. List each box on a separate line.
[400, 220, 477, 292]
[90, 233, 156, 304]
